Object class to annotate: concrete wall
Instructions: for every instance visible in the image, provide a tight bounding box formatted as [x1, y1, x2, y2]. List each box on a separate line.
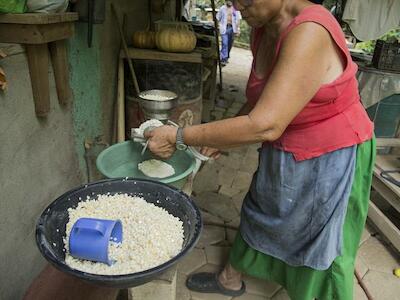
[0, 45, 82, 300]
[0, 1, 159, 298]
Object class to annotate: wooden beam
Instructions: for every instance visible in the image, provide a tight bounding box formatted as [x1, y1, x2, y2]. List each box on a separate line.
[49, 40, 71, 106]
[25, 44, 50, 117]
[120, 48, 202, 64]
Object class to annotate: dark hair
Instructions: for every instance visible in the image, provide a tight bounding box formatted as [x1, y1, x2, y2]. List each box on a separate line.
[310, 0, 324, 3]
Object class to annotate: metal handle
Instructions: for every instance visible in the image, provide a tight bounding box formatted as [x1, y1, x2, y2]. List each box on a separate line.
[380, 170, 400, 187]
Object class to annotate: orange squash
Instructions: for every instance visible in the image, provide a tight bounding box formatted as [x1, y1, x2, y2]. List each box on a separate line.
[156, 27, 197, 53]
[132, 31, 156, 49]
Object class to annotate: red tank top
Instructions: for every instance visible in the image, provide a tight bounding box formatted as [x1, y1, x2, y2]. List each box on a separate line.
[246, 5, 373, 161]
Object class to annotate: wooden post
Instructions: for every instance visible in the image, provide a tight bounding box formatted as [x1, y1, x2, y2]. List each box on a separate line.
[117, 58, 125, 142]
[210, 0, 223, 91]
[49, 40, 71, 106]
[25, 44, 50, 117]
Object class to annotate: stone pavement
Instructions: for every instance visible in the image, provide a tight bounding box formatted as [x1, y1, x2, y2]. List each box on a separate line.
[176, 47, 400, 300]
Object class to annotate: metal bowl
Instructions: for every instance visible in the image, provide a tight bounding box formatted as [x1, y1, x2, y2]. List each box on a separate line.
[138, 89, 178, 120]
[36, 179, 202, 288]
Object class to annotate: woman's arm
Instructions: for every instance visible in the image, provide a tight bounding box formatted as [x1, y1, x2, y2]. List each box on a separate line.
[146, 23, 335, 156]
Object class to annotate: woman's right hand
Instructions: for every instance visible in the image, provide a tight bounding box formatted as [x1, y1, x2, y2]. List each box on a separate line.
[200, 147, 222, 160]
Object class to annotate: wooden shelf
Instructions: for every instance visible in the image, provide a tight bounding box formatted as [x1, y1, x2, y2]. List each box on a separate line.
[120, 48, 202, 64]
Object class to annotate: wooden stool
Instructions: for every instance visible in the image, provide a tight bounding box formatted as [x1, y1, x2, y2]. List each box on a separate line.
[0, 13, 78, 117]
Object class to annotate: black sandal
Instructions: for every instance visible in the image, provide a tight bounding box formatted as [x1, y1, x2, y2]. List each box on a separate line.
[186, 272, 246, 297]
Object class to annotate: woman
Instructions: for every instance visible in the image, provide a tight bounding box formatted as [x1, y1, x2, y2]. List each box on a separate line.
[145, 0, 375, 299]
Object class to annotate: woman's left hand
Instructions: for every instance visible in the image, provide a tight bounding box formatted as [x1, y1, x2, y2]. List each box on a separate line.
[200, 147, 222, 159]
[144, 125, 177, 159]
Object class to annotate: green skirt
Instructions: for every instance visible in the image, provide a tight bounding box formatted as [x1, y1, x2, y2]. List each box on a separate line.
[229, 138, 376, 300]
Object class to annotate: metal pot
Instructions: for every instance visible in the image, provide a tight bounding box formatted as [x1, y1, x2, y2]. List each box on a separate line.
[138, 89, 178, 121]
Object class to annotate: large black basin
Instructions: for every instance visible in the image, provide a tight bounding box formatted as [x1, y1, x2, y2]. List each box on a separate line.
[36, 178, 202, 288]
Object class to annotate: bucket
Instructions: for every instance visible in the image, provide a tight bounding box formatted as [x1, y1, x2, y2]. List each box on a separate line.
[96, 141, 196, 189]
[367, 94, 400, 153]
[367, 94, 400, 137]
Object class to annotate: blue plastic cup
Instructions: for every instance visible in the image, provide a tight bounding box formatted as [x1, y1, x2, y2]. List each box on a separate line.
[69, 218, 123, 266]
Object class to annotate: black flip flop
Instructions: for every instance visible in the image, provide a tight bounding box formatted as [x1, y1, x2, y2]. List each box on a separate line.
[186, 272, 246, 297]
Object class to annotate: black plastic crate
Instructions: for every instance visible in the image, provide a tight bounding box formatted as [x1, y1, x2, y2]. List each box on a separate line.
[372, 40, 400, 72]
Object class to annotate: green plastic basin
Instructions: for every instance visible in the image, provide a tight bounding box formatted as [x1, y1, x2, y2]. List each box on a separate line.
[96, 141, 196, 189]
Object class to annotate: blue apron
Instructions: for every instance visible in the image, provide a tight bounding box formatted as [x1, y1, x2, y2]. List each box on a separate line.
[240, 144, 357, 270]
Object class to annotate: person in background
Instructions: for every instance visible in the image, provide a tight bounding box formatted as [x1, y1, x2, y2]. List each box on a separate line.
[217, 0, 242, 66]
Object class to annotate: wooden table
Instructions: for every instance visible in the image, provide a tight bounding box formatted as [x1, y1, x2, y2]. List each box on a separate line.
[0, 13, 78, 117]
[370, 144, 400, 252]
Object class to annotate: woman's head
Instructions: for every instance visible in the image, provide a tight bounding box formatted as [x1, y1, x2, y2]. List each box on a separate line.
[233, 0, 284, 27]
[234, 0, 311, 27]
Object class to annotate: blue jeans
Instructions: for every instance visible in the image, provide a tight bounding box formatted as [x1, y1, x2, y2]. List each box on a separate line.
[220, 25, 234, 62]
